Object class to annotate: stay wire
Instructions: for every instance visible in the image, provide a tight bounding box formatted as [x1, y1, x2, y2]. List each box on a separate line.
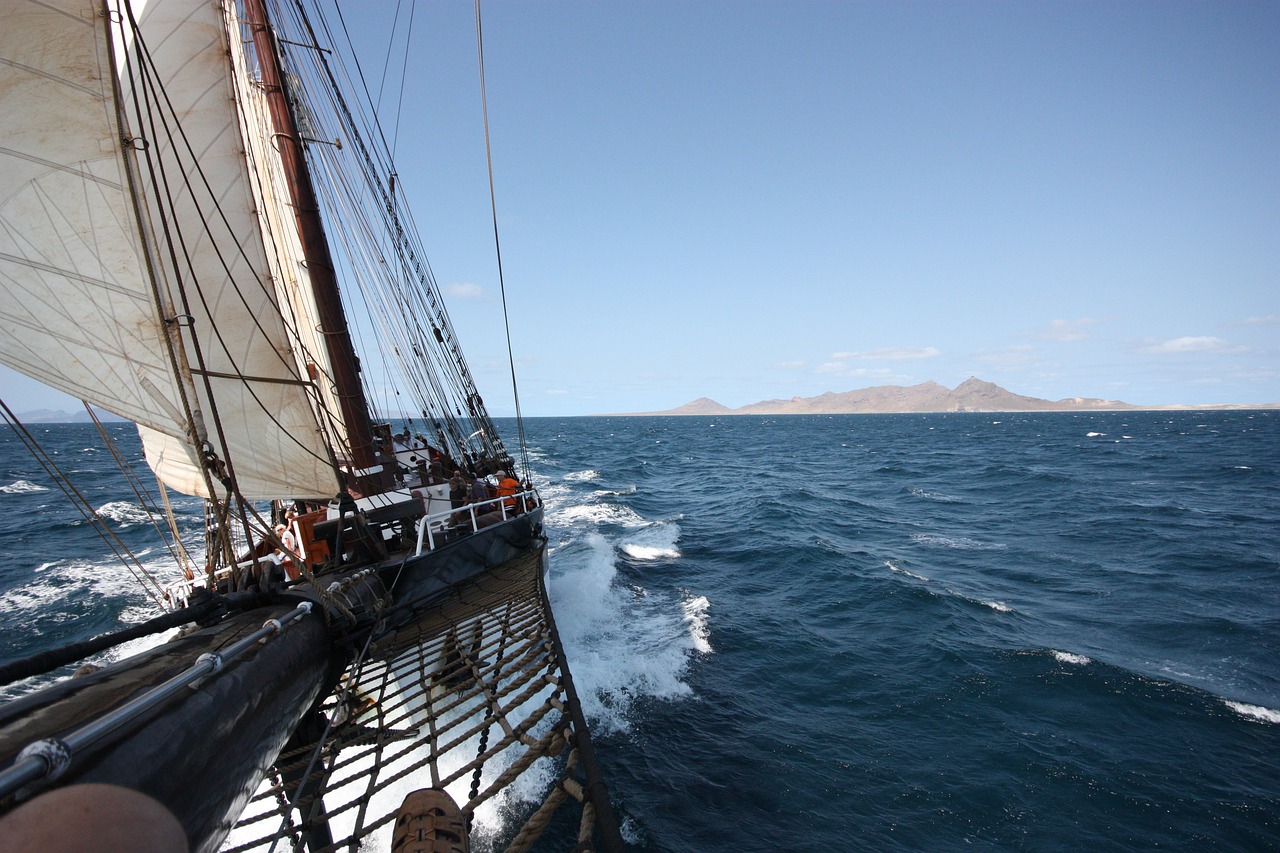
[85, 403, 195, 578]
[473, 0, 531, 479]
[0, 399, 169, 608]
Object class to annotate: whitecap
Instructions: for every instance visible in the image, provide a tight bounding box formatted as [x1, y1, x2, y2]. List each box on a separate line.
[557, 503, 646, 528]
[619, 521, 681, 561]
[682, 595, 712, 654]
[590, 485, 637, 499]
[547, 534, 702, 734]
[0, 480, 49, 494]
[910, 533, 1007, 550]
[563, 469, 601, 482]
[1052, 650, 1091, 665]
[984, 600, 1013, 613]
[94, 501, 152, 527]
[1224, 700, 1280, 724]
[907, 486, 961, 504]
[885, 560, 928, 582]
[621, 543, 680, 560]
[1086, 432, 1106, 437]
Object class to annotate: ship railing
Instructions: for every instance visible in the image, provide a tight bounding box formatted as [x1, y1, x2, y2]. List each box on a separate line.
[160, 560, 271, 610]
[413, 489, 538, 556]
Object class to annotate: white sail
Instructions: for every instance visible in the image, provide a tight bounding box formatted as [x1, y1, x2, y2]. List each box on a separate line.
[0, 0, 180, 433]
[0, 0, 343, 500]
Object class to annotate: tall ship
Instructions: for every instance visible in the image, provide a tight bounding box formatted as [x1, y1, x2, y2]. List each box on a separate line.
[0, 0, 622, 850]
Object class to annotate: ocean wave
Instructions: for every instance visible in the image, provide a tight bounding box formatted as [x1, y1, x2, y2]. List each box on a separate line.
[557, 503, 646, 528]
[885, 559, 929, 582]
[619, 521, 682, 561]
[1052, 650, 1092, 665]
[910, 533, 1007, 550]
[0, 479, 49, 494]
[94, 501, 154, 527]
[1087, 432, 1107, 437]
[620, 543, 680, 560]
[563, 469, 601, 482]
[949, 589, 1015, 613]
[592, 485, 637, 497]
[906, 486, 962, 503]
[682, 594, 712, 654]
[1223, 700, 1280, 724]
[547, 534, 701, 734]
[0, 576, 84, 623]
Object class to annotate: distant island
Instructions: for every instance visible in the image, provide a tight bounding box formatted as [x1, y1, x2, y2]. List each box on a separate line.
[617, 377, 1278, 416]
[7, 407, 128, 424]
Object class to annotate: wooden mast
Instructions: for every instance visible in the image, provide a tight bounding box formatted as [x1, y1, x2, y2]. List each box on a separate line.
[243, 0, 387, 493]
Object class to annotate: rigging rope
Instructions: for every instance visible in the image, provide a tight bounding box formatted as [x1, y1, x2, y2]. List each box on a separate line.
[473, 0, 533, 481]
[84, 403, 196, 579]
[0, 400, 169, 608]
[282, 0, 512, 470]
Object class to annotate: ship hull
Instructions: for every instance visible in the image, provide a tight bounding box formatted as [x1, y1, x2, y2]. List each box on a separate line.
[0, 510, 545, 852]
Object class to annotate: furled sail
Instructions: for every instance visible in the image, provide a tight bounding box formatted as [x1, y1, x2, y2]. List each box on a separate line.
[0, 0, 346, 500]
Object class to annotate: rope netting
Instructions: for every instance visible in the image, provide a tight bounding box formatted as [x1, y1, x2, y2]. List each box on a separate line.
[224, 550, 605, 852]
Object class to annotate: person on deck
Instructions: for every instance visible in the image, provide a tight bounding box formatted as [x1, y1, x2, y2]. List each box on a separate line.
[448, 473, 466, 510]
[275, 523, 302, 580]
[496, 470, 520, 513]
[468, 473, 490, 505]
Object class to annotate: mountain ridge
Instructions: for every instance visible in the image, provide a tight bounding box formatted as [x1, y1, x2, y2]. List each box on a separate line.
[6, 407, 129, 424]
[615, 378, 1278, 416]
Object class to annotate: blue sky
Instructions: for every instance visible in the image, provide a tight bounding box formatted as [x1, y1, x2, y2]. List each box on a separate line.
[4, 0, 1277, 417]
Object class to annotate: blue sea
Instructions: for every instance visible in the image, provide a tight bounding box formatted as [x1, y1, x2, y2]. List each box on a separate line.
[3, 411, 1279, 851]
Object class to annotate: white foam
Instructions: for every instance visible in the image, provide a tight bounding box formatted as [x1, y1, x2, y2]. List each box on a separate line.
[1087, 432, 1106, 437]
[94, 500, 153, 527]
[910, 533, 1007, 551]
[0, 545, 189, 623]
[886, 560, 929, 582]
[547, 534, 701, 735]
[984, 600, 1013, 613]
[907, 486, 961, 503]
[1224, 700, 1280, 724]
[621, 544, 680, 560]
[619, 521, 682, 561]
[0, 479, 49, 494]
[1052, 650, 1092, 665]
[558, 502, 646, 528]
[682, 595, 712, 654]
[563, 469, 601, 482]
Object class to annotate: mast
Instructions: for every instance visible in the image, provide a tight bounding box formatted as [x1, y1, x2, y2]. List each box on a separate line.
[242, 0, 386, 493]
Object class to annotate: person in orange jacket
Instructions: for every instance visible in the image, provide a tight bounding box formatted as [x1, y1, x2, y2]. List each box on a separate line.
[495, 470, 520, 513]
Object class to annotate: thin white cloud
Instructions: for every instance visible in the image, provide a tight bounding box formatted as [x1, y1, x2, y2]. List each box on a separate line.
[778, 360, 807, 369]
[814, 363, 905, 381]
[1237, 314, 1279, 326]
[444, 282, 485, 300]
[973, 344, 1041, 370]
[830, 346, 941, 361]
[1142, 335, 1228, 354]
[1042, 318, 1098, 342]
